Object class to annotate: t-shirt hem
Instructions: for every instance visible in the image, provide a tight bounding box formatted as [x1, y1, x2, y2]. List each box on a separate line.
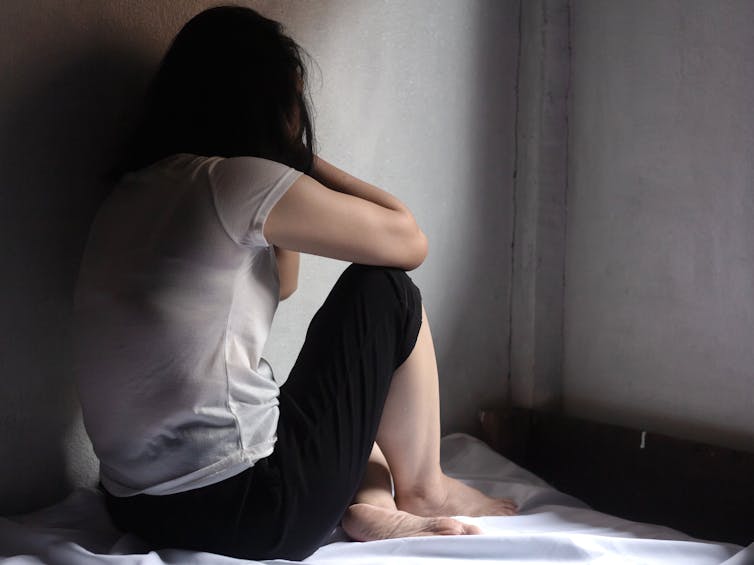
[100, 439, 277, 497]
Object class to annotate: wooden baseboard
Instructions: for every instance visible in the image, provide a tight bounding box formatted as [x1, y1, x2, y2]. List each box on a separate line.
[479, 407, 754, 546]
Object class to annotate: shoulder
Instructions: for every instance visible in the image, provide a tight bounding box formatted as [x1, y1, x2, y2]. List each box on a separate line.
[209, 156, 302, 191]
[207, 156, 304, 247]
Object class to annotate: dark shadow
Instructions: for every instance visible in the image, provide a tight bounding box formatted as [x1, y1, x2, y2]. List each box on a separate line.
[492, 407, 754, 545]
[0, 40, 151, 514]
[564, 396, 754, 453]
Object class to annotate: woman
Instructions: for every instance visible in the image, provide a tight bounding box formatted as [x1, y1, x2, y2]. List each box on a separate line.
[74, 5, 516, 561]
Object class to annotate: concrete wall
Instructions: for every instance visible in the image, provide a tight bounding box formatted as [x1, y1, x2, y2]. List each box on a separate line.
[0, 0, 518, 513]
[264, 0, 518, 435]
[564, 0, 754, 451]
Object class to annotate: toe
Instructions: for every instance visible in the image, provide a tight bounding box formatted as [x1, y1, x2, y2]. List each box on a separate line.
[499, 499, 518, 515]
[433, 517, 465, 535]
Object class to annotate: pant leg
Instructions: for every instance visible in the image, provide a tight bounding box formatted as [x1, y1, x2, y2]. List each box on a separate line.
[233, 264, 423, 560]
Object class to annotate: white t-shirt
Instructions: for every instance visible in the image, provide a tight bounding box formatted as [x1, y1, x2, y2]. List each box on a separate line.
[74, 154, 302, 496]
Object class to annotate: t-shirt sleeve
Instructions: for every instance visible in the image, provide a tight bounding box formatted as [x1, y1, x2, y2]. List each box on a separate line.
[208, 156, 303, 248]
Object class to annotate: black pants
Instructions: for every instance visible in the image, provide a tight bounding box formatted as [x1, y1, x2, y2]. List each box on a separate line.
[104, 264, 423, 560]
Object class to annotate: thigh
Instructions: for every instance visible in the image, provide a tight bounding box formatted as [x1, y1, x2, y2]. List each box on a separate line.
[257, 264, 423, 559]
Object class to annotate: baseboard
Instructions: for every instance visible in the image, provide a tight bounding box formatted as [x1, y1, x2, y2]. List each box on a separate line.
[479, 407, 754, 546]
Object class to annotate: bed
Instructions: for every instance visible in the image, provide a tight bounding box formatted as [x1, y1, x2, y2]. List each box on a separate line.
[1, 433, 751, 564]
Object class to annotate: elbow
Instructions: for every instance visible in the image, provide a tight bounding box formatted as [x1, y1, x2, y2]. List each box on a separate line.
[402, 228, 428, 271]
[372, 211, 428, 271]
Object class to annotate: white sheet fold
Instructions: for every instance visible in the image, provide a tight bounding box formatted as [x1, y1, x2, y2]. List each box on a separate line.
[0, 433, 747, 565]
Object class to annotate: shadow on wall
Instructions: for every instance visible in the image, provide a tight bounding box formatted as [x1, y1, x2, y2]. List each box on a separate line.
[0, 41, 150, 514]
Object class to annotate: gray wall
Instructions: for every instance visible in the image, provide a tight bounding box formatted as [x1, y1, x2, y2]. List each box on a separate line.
[564, 0, 754, 451]
[264, 0, 518, 434]
[0, 1, 518, 513]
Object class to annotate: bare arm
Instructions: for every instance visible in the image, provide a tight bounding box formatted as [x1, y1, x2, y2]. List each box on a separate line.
[265, 158, 428, 270]
[274, 246, 299, 300]
[310, 157, 412, 216]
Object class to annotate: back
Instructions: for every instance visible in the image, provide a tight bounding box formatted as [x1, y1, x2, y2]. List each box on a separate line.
[74, 154, 301, 496]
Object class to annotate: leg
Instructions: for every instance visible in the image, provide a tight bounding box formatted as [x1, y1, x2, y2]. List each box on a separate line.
[342, 305, 515, 541]
[377, 307, 518, 518]
[242, 264, 433, 558]
[376, 306, 442, 500]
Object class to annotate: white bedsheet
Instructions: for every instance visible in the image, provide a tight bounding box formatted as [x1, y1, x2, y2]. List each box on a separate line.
[1, 433, 751, 565]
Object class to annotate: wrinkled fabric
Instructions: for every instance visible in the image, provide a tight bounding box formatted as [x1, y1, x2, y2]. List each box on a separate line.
[1, 434, 747, 564]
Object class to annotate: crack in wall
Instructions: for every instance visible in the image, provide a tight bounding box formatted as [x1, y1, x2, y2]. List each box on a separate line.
[506, 0, 525, 406]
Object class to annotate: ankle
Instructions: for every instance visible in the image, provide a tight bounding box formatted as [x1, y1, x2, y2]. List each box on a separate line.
[394, 476, 447, 510]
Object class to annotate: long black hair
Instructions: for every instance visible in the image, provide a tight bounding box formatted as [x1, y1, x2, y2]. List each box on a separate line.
[117, 5, 315, 177]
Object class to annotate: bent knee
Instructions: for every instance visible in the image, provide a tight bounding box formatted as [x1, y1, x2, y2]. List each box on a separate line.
[339, 264, 419, 307]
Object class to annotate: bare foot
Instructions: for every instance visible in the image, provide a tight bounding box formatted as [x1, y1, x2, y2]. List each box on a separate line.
[342, 503, 482, 542]
[396, 474, 517, 518]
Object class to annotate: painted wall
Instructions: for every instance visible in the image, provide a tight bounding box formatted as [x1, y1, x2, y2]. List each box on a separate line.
[565, 1, 754, 451]
[0, 0, 518, 513]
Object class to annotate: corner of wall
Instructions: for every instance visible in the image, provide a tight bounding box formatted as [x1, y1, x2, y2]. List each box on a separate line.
[509, 0, 571, 411]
